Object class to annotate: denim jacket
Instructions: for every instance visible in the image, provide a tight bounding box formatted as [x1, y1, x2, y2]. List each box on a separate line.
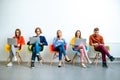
[53, 37, 67, 48]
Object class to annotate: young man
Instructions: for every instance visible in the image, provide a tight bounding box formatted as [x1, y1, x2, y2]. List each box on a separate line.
[27, 27, 48, 68]
[89, 27, 115, 68]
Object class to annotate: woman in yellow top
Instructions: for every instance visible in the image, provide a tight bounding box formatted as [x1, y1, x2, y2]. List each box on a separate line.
[70, 30, 91, 68]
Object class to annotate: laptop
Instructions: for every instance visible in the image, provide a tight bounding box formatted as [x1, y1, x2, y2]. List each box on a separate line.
[7, 38, 17, 45]
[29, 37, 40, 44]
[74, 38, 86, 46]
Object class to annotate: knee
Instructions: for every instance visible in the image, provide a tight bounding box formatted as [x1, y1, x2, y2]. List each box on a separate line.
[80, 49, 83, 53]
[59, 46, 63, 50]
[99, 45, 105, 49]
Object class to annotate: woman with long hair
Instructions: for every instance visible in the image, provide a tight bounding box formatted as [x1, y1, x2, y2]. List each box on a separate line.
[7, 28, 25, 67]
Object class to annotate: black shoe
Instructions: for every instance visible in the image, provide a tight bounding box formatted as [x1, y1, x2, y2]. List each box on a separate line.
[31, 62, 35, 68]
[65, 59, 71, 62]
[109, 56, 115, 61]
[102, 61, 108, 68]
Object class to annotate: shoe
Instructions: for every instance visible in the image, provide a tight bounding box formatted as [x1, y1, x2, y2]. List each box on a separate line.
[88, 60, 92, 64]
[109, 56, 115, 61]
[14, 56, 17, 61]
[65, 59, 71, 62]
[31, 62, 35, 68]
[58, 65, 62, 67]
[58, 64, 62, 67]
[7, 62, 13, 67]
[102, 61, 108, 68]
[58, 61, 62, 68]
[80, 63, 86, 68]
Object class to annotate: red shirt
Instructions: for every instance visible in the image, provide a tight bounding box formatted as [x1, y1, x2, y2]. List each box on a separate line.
[89, 34, 104, 46]
[13, 36, 25, 49]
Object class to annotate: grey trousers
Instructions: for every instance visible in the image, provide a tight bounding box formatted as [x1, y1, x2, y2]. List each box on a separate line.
[9, 45, 19, 62]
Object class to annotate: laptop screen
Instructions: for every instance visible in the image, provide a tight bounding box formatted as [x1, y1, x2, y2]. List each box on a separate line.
[74, 38, 86, 46]
[7, 38, 17, 45]
[29, 37, 40, 44]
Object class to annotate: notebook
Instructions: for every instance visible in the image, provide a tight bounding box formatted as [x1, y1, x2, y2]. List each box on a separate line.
[74, 38, 86, 46]
[29, 37, 40, 44]
[7, 38, 17, 45]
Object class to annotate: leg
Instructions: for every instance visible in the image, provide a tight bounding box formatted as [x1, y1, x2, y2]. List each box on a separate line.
[11, 45, 17, 56]
[56, 46, 63, 67]
[77, 44, 91, 64]
[73, 45, 86, 67]
[95, 45, 115, 68]
[79, 49, 86, 68]
[34, 42, 43, 64]
[7, 50, 14, 67]
[95, 45, 112, 62]
[80, 44, 91, 64]
[60, 45, 71, 62]
[31, 52, 36, 68]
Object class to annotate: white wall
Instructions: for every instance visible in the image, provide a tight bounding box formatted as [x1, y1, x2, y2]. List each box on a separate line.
[0, 0, 120, 61]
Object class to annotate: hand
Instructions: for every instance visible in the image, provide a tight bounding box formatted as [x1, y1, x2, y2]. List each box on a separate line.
[40, 43, 43, 45]
[93, 43, 99, 46]
[17, 44, 20, 47]
[99, 44, 104, 46]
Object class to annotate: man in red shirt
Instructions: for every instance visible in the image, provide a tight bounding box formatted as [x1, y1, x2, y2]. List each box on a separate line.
[89, 27, 115, 68]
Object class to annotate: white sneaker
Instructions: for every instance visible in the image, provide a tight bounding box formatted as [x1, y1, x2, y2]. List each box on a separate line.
[81, 63, 86, 68]
[7, 62, 13, 67]
[88, 60, 92, 64]
[14, 56, 17, 61]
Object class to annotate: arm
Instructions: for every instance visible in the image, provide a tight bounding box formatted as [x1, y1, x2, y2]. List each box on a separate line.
[53, 37, 61, 47]
[100, 36, 104, 45]
[27, 41, 30, 45]
[19, 36, 25, 49]
[53, 37, 57, 45]
[62, 38, 67, 45]
[41, 36, 48, 46]
[89, 35, 98, 46]
[70, 37, 75, 46]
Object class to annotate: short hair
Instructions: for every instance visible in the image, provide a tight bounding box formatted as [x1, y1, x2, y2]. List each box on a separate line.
[35, 27, 42, 33]
[94, 27, 99, 31]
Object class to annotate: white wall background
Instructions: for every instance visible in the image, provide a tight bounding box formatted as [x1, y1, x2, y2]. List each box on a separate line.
[0, 0, 120, 61]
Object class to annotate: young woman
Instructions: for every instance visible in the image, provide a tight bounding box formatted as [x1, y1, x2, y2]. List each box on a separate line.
[7, 28, 25, 67]
[70, 30, 91, 68]
[53, 30, 71, 67]
[27, 27, 48, 68]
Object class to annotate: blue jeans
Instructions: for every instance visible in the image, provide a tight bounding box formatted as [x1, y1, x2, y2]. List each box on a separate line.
[31, 42, 43, 62]
[54, 44, 66, 60]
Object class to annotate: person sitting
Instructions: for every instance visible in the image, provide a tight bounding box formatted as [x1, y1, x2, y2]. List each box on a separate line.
[27, 27, 48, 68]
[7, 28, 25, 67]
[53, 30, 71, 67]
[70, 30, 91, 68]
[89, 27, 115, 68]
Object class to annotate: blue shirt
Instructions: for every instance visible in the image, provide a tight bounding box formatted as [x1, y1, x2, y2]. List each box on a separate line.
[53, 37, 67, 48]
